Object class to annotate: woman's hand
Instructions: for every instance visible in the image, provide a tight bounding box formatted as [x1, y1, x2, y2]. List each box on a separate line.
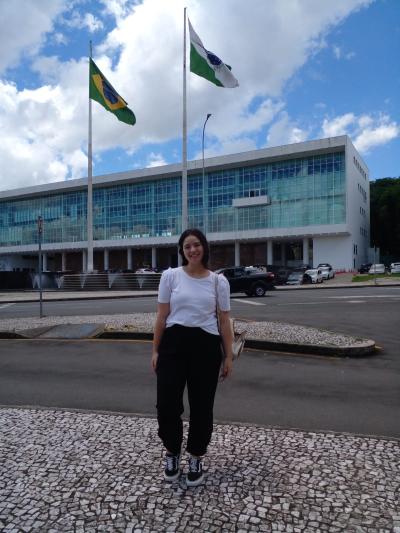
[152, 302, 170, 374]
[151, 350, 159, 373]
[220, 356, 233, 381]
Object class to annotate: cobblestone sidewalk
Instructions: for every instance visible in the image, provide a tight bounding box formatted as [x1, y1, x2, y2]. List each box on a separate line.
[0, 408, 399, 532]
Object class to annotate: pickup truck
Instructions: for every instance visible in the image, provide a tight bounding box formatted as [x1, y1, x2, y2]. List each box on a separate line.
[215, 266, 275, 297]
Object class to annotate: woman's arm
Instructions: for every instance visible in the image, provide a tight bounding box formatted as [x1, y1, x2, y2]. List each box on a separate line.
[218, 310, 233, 380]
[152, 302, 170, 372]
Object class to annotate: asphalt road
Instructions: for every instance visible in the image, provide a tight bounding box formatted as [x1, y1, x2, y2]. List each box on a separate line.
[0, 286, 399, 438]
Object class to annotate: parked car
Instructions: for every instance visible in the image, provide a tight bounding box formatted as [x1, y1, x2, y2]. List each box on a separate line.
[216, 266, 275, 296]
[305, 268, 323, 283]
[273, 268, 294, 285]
[390, 262, 400, 274]
[358, 263, 372, 274]
[317, 263, 335, 279]
[368, 263, 386, 274]
[285, 271, 312, 285]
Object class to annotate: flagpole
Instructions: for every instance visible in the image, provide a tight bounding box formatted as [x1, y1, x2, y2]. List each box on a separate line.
[182, 7, 188, 234]
[87, 40, 94, 273]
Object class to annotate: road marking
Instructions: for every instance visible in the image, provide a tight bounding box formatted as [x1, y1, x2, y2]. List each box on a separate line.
[276, 301, 333, 306]
[231, 299, 266, 306]
[0, 303, 15, 310]
[328, 295, 400, 299]
[347, 300, 366, 304]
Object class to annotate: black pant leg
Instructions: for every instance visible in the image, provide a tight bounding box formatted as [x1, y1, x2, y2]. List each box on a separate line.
[156, 327, 187, 455]
[186, 330, 222, 457]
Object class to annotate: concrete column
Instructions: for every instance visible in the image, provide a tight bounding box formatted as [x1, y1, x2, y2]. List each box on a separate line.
[42, 253, 48, 272]
[61, 252, 66, 272]
[234, 241, 240, 266]
[151, 247, 157, 269]
[281, 242, 286, 265]
[127, 248, 133, 270]
[303, 237, 309, 267]
[104, 248, 109, 271]
[82, 250, 87, 273]
[267, 240, 273, 266]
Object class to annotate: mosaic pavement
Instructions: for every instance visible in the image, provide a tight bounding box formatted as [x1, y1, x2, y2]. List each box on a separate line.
[0, 408, 399, 532]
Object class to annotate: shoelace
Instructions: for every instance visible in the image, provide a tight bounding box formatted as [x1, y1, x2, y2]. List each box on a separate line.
[166, 455, 177, 471]
[189, 457, 202, 473]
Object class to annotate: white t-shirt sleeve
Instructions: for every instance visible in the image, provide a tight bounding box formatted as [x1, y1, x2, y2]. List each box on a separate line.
[158, 268, 174, 304]
[217, 274, 231, 311]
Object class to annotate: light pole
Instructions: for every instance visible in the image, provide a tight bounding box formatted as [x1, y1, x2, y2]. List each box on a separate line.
[37, 216, 43, 318]
[202, 113, 212, 234]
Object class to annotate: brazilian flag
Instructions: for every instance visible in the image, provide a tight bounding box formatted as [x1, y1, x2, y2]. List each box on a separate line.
[89, 58, 136, 126]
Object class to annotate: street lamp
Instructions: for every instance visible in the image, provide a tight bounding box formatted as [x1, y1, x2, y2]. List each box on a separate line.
[202, 113, 212, 233]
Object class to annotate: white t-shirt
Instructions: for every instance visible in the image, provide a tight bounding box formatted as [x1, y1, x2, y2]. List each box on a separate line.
[158, 267, 231, 335]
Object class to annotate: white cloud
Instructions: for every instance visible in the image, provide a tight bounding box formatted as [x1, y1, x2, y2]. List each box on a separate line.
[0, 0, 375, 190]
[354, 119, 400, 153]
[333, 45, 355, 60]
[321, 113, 400, 153]
[195, 138, 258, 161]
[322, 113, 355, 137]
[267, 112, 309, 147]
[63, 10, 104, 32]
[146, 152, 168, 168]
[0, 0, 67, 74]
[333, 45, 342, 59]
[53, 32, 68, 46]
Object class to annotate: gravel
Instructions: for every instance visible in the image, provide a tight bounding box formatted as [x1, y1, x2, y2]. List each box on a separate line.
[0, 313, 367, 347]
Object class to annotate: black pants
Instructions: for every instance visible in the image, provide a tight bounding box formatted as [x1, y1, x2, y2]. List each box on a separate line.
[156, 324, 223, 457]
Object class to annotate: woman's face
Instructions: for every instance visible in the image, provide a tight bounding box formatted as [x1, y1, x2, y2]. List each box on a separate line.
[182, 234, 204, 266]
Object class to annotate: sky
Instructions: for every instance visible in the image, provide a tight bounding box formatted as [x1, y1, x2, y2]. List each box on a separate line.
[0, 0, 399, 193]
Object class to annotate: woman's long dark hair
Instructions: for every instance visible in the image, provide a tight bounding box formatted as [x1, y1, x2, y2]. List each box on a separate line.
[178, 228, 209, 267]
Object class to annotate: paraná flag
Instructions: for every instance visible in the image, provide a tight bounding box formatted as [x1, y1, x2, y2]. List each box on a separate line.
[188, 19, 239, 88]
[89, 59, 136, 125]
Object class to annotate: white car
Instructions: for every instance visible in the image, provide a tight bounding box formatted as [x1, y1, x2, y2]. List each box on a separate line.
[317, 263, 335, 279]
[390, 262, 400, 274]
[305, 268, 323, 283]
[369, 264, 386, 274]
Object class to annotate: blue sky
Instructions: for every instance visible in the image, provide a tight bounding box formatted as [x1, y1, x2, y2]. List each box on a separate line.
[0, 0, 399, 192]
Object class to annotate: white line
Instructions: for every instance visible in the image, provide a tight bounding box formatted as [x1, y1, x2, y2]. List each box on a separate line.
[328, 295, 400, 299]
[231, 299, 266, 306]
[0, 303, 15, 310]
[277, 301, 333, 306]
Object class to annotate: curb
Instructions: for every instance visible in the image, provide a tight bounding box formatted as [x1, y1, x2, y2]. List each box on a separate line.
[1, 281, 400, 304]
[0, 330, 376, 357]
[0, 293, 158, 304]
[98, 331, 376, 357]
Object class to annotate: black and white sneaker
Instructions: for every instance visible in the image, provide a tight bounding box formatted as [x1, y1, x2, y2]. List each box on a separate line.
[186, 456, 204, 487]
[164, 453, 180, 482]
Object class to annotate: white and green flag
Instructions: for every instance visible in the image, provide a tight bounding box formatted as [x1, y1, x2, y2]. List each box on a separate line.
[188, 19, 239, 88]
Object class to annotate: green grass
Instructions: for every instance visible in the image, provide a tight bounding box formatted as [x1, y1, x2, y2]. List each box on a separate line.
[352, 273, 400, 282]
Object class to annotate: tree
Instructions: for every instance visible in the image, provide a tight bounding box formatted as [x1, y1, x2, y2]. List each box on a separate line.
[370, 177, 400, 260]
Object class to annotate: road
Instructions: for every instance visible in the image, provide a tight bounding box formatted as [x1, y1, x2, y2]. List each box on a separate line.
[0, 286, 399, 438]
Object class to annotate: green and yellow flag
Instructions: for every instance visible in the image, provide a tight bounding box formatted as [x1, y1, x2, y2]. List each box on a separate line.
[89, 58, 136, 126]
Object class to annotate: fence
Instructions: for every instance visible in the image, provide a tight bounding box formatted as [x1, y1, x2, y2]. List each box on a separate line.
[59, 272, 162, 291]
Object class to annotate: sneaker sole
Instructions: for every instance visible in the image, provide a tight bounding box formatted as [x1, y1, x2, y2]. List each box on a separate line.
[186, 473, 205, 487]
[164, 470, 180, 482]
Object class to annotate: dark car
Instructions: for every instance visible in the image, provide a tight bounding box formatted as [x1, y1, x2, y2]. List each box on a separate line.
[273, 268, 295, 285]
[216, 266, 275, 296]
[358, 263, 372, 274]
[285, 271, 312, 285]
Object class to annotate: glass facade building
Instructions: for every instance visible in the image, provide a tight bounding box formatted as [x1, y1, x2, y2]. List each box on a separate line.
[0, 136, 370, 272]
[0, 152, 345, 247]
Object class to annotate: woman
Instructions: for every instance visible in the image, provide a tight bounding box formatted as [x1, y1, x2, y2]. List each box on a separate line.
[152, 228, 233, 486]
